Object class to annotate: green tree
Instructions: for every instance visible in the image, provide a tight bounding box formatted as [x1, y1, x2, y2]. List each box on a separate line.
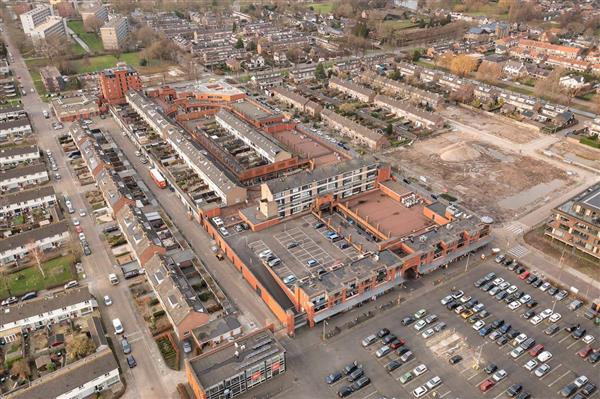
[411, 49, 422, 62]
[352, 23, 370, 38]
[234, 37, 244, 49]
[246, 41, 257, 51]
[315, 62, 327, 80]
[385, 123, 393, 135]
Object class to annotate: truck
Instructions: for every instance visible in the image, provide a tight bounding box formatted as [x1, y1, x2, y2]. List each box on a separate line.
[150, 168, 166, 189]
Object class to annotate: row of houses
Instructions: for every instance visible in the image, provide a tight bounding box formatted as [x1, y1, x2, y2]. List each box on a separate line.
[270, 86, 322, 117]
[360, 70, 444, 109]
[328, 77, 375, 103]
[320, 109, 389, 150]
[373, 95, 445, 130]
[0, 144, 40, 167]
[0, 116, 32, 141]
[70, 122, 236, 341]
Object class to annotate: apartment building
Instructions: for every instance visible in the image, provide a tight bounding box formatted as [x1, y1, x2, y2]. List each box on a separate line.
[99, 63, 142, 105]
[0, 117, 32, 140]
[186, 328, 286, 399]
[100, 16, 129, 51]
[546, 183, 600, 260]
[320, 109, 388, 150]
[51, 94, 100, 122]
[20, 5, 52, 35]
[7, 348, 120, 399]
[0, 286, 95, 337]
[0, 144, 40, 167]
[0, 185, 56, 217]
[544, 55, 590, 72]
[259, 156, 380, 218]
[0, 163, 48, 191]
[251, 71, 284, 90]
[0, 221, 70, 266]
[328, 77, 375, 103]
[126, 90, 247, 206]
[215, 110, 291, 163]
[373, 95, 444, 130]
[0, 78, 19, 100]
[39, 65, 64, 93]
[29, 16, 67, 44]
[270, 86, 322, 117]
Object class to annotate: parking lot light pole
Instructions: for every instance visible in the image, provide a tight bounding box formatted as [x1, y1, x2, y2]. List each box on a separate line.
[475, 342, 487, 369]
[322, 320, 328, 341]
[464, 252, 471, 273]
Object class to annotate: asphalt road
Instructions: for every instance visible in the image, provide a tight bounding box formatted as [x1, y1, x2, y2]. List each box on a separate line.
[1, 28, 172, 398]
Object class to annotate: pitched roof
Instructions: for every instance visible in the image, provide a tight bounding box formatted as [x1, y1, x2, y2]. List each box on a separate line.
[0, 220, 68, 255]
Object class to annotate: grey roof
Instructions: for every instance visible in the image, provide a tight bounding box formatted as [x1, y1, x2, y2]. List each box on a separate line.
[329, 77, 375, 99]
[0, 220, 69, 254]
[320, 109, 385, 143]
[6, 348, 118, 399]
[193, 315, 241, 343]
[265, 155, 378, 194]
[0, 163, 47, 182]
[86, 316, 108, 349]
[0, 117, 31, 130]
[189, 328, 285, 389]
[0, 285, 91, 325]
[0, 185, 55, 208]
[271, 86, 309, 106]
[230, 101, 274, 122]
[374, 95, 443, 125]
[0, 104, 24, 115]
[576, 183, 600, 213]
[215, 109, 286, 162]
[0, 145, 39, 159]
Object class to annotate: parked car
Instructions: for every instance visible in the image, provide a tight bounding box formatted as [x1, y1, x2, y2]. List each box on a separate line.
[126, 354, 136, 368]
[121, 338, 131, 354]
[326, 371, 342, 384]
[535, 363, 551, 377]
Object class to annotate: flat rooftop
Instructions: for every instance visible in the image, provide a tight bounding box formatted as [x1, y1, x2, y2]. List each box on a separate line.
[189, 328, 285, 389]
[557, 182, 600, 223]
[231, 101, 274, 122]
[344, 190, 435, 239]
[272, 128, 345, 167]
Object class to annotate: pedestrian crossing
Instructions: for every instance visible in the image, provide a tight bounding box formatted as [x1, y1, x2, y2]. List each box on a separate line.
[504, 223, 524, 236]
[507, 245, 529, 258]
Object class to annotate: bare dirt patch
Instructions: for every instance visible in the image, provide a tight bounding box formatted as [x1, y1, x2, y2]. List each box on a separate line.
[384, 132, 574, 222]
[547, 139, 600, 171]
[441, 106, 541, 144]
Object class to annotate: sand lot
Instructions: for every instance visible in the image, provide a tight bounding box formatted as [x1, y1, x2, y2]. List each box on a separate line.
[441, 106, 541, 144]
[547, 139, 600, 172]
[384, 132, 574, 222]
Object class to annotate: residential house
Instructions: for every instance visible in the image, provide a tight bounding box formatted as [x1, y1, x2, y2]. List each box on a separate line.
[0, 185, 56, 217]
[0, 221, 70, 266]
[0, 163, 48, 191]
[503, 60, 527, 77]
[0, 145, 40, 167]
[0, 117, 33, 141]
[373, 95, 444, 130]
[320, 109, 388, 150]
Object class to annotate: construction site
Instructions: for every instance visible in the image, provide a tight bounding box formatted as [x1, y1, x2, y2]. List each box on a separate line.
[384, 131, 575, 223]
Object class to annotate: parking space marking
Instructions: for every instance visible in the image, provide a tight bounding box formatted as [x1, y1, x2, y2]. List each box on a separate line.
[558, 335, 571, 344]
[438, 390, 451, 398]
[467, 371, 483, 381]
[539, 363, 561, 381]
[566, 340, 580, 350]
[358, 388, 378, 399]
[492, 389, 508, 399]
[588, 390, 600, 399]
[547, 370, 570, 387]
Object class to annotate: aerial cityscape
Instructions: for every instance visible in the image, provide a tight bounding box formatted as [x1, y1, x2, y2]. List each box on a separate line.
[0, 0, 598, 398]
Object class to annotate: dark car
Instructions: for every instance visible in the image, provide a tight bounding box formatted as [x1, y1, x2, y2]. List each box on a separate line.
[495, 291, 508, 301]
[582, 383, 597, 396]
[314, 222, 325, 229]
[377, 328, 390, 339]
[326, 372, 343, 384]
[337, 385, 353, 398]
[507, 384, 523, 397]
[484, 363, 497, 374]
[499, 324, 511, 334]
[385, 360, 402, 372]
[479, 325, 494, 336]
[401, 316, 415, 326]
[347, 367, 364, 382]
[565, 324, 579, 333]
[545, 324, 560, 335]
[121, 338, 131, 354]
[20, 292, 37, 302]
[474, 278, 486, 287]
[526, 275, 537, 284]
[547, 286, 559, 296]
[396, 347, 410, 356]
[522, 310, 535, 319]
[515, 265, 526, 274]
[589, 351, 600, 364]
[526, 300, 538, 309]
[491, 319, 504, 329]
[496, 335, 509, 346]
[465, 299, 479, 309]
[482, 282, 494, 291]
[382, 334, 397, 345]
[560, 383, 577, 397]
[448, 301, 460, 311]
[532, 279, 544, 288]
[506, 330, 520, 339]
[350, 376, 371, 391]
[449, 355, 463, 364]
[515, 393, 531, 399]
[343, 361, 358, 375]
[520, 337, 536, 350]
[572, 327, 586, 339]
[126, 354, 137, 368]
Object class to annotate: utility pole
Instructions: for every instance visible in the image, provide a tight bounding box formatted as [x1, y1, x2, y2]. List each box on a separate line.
[464, 251, 471, 273]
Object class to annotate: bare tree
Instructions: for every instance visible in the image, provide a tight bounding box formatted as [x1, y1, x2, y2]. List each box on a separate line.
[84, 15, 104, 34]
[29, 241, 45, 278]
[476, 61, 503, 83]
[67, 335, 96, 362]
[11, 359, 30, 380]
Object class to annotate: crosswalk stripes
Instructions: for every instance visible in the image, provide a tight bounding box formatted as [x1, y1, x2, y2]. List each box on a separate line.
[507, 245, 529, 258]
[504, 223, 524, 235]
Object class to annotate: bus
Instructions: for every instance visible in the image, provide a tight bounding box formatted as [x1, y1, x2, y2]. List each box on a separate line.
[150, 168, 166, 189]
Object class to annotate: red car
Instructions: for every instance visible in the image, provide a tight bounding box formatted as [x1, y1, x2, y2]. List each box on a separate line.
[389, 339, 406, 349]
[75, 226, 83, 234]
[519, 271, 530, 280]
[529, 344, 544, 357]
[578, 346, 593, 358]
[479, 379, 495, 392]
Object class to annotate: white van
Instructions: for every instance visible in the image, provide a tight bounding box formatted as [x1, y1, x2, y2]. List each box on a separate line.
[112, 318, 124, 334]
[108, 273, 119, 285]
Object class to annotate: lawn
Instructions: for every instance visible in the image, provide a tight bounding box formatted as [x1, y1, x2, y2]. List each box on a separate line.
[381, 20, 418, 30]
[0, 254, 76, 299]
[306, 1, 335, 14]
[67, 21, 103, 53]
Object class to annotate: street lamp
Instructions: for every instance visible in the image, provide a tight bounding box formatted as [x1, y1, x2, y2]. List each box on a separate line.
[321, 320, 328, 341]
[464, 252, 471, 273]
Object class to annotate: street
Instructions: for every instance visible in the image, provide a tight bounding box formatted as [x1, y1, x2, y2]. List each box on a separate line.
[1, 27, 172, 399]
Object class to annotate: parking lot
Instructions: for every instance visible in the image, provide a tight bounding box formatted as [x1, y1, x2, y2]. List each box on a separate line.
[282, 259, 598, 399]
